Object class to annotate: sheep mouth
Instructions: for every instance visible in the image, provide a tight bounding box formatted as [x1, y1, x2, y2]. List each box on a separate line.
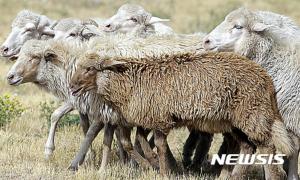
[2, 48, 20, 59]
[207, 46, 218, 51]
[71, 87, 84, 96]
[8, 77, 23, 86]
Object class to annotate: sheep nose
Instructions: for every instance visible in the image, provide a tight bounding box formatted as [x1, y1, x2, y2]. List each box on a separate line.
[7, 73, 14, 81]
[105, 24, 111, 28]
[203, 36, 216, 51]
[0, 46, 9, 56]
[204, 39, 210, 45]
[203, 36, 211, 45]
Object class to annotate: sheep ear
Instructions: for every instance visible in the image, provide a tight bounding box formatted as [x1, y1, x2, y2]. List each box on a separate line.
[42, 26, 55, 37]
[148, 17, 170, 24]
[44, 50, 57, 62]
[252, 23, 271, 32]
[81, 26, 100, 39]
[82, 19, 99, 27]
[49, 20, 59, 29]
[25, 22, 36, 30]
[101, 59, 127, 70]
[37, 15, 51, 30]
[102, 59, 127, 67]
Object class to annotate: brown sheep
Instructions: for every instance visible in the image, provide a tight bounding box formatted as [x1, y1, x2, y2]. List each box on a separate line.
[70, 51, 293, 179]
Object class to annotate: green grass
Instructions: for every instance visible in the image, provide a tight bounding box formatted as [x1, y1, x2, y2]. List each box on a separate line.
[1, 0, 300, 179]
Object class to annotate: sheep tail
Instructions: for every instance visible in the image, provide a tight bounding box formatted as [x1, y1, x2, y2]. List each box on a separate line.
[272, 120, 294, 157]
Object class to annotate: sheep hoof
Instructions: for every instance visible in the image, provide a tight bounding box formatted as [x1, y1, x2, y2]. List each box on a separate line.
[68, 165, 79, 171]
[44, 147, 55, 160]
[84, 149, 96, 166]
[99, 167, 106, 173]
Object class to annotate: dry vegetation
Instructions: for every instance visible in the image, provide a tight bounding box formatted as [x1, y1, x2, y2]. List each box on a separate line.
[1, 0, 300, 179]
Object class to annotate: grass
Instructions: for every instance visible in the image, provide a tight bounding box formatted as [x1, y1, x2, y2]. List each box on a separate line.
[1, 0, 300, 179]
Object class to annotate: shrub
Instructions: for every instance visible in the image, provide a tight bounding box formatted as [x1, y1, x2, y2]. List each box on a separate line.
[0, 94, 25, 127]
[39, 101, 80, 128]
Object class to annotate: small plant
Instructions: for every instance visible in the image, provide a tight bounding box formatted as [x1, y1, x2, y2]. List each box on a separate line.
[39, 101, 80, 128]
[0, 94, 25, 127]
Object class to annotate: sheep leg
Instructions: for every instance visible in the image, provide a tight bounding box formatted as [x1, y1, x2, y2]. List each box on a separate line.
[190, 131, 213, 170]
[99, 123, 116, 171]
[119, 126, 152, 168]
[45, 102, 74, 159]
[231, 141, 255, 180]
[287, 134, 300, 180]
[218, 133, 240, 179]
[68, 121, 104, 171]
[136, 127, 159, 169]
[78, 113, 96, 166]
[260, 144, 286, 180]
[214, 134, 230, 170]
[137, 128, 178, 171]
[134, 128, 150, 158]
[154, 130, 177, 175]
[79, 113, 90, 135]
[148, 134, 155, 149]
[115, 128, 129, 163]
[182, 129, 200, 169]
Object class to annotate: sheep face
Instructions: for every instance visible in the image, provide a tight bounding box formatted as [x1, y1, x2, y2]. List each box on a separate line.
[203, 8, 270, 56]
[54, 25, 99, 42]
[1, 14, 55, 60]
[70, 65, 98, 96]
[6, 40, 58, 86]
[102, 4, 151, 33]
[70, 54, 125, 96]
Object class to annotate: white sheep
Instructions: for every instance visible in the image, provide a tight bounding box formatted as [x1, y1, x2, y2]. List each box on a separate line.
[204, 7, 300, 180]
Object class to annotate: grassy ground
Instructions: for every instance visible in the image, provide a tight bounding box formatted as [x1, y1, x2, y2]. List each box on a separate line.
[1, 0, 300, 179]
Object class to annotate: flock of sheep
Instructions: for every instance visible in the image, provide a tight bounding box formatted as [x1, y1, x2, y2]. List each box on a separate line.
[1, 3, 300, 180]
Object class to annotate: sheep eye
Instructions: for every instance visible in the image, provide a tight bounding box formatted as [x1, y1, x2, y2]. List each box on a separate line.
[130, 17, 138, 23]
[69, 33, 76, 37]
[233, 25, 243, 30]
[85, 67, 93, 73]
[83, 33, 94, 40]
[22, 29, 33, 34]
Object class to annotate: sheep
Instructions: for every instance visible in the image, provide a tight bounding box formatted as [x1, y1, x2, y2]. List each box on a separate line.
[0, 10, 55, 60]
[102, 4, 174, 37]
[0, 9, 74, 160]
[70, 48, 293, 179]
[203, 7, 300, 180]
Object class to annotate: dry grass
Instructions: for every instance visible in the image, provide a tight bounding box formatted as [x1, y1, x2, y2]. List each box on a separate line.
[1, 0, 300, 179]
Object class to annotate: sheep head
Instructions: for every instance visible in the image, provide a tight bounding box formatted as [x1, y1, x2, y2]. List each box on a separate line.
[7, 40, 63, 86]
[101, 4, 169, 34]
[53, 18, 101, 41]
[203, 8, 274, 57]
[70, 52, 126, 96]
[1, 10, 55, 60]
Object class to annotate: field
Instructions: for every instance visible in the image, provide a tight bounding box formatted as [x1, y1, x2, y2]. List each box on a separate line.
[1, 0, 300, 179]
